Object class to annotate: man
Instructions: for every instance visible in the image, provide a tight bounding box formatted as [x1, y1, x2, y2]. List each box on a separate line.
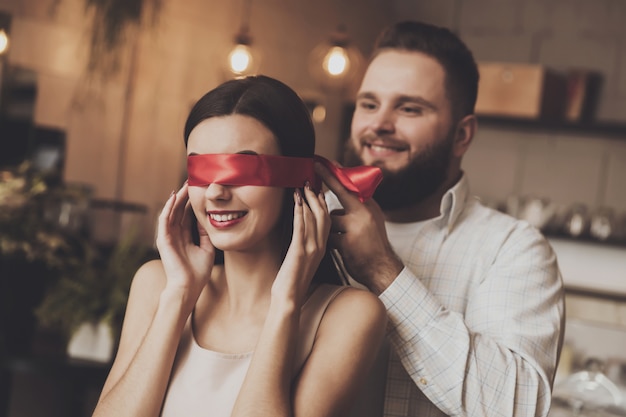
[315, 21, 565, 417]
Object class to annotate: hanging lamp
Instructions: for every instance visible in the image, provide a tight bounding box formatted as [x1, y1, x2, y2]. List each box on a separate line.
[226, 0, 259, 77]
[0, 12, 10, 56]
[0, 29, 8, 55]
[308, 25, 364, 93]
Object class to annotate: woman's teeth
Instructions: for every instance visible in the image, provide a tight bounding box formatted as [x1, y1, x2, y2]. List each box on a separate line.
[210, 212, 245, 222]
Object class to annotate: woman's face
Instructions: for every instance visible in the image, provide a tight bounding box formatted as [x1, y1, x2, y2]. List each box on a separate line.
[186, 114, 286, 254]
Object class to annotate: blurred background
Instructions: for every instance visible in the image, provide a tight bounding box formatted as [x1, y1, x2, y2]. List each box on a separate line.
[1, 0, 626, 416]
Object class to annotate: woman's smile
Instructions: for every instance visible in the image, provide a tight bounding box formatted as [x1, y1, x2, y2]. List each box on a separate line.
[207, 210, 248, 228]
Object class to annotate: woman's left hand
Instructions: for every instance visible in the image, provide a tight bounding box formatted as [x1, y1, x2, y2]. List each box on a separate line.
[271, 183, 330, 307]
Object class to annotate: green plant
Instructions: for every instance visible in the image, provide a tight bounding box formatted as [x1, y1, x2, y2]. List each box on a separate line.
[0, 163, 78, 268]
[1, 163, 94, 354]
[0, 163, 155, 349]
[35, 232, 154, 343]
[84, 0, 162, 76]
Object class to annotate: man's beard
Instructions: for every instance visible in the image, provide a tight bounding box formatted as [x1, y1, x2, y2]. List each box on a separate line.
[342, 133, 454, 211]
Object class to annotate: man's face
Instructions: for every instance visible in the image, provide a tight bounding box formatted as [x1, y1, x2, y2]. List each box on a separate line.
[345, 50, 456, 210]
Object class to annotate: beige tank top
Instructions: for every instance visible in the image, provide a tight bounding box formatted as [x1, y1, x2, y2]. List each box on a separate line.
[160, 284, 347, 417]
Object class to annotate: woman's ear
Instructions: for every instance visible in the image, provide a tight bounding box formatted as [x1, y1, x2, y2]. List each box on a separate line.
[453, 114, 477, 157]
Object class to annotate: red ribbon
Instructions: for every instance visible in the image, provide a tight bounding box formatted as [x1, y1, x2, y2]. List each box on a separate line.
[187, 154, 382, 202]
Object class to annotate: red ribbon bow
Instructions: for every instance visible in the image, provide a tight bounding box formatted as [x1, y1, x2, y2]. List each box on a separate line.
[187, 154, 382, 202]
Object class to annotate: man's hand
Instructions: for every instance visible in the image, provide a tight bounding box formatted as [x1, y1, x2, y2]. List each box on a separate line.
[315, 162, 404, 294]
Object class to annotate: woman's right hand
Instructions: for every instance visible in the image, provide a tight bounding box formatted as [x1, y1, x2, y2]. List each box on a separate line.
[155, 182, 215, 309]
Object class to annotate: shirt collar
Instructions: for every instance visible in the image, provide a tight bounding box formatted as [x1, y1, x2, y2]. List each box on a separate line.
[435, 172, 469, 235]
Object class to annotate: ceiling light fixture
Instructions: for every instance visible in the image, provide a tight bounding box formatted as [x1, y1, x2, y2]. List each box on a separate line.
[309, 25, 364, 93]
[227, 0, 259, 77]
[0, 29, 9, 55]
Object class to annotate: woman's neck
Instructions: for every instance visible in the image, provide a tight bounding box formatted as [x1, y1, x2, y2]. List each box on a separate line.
[193, 251, 280, 353]
[214, 248, 282, 314]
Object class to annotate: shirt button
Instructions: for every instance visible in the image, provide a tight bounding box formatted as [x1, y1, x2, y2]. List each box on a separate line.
[419, 377, 428, 385]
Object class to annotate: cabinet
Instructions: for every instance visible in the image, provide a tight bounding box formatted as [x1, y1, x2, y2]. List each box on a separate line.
[549, 237, 626, 299]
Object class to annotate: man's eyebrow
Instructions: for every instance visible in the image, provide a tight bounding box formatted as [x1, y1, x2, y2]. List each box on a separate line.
[355, 92, 377, 101]
[396, 95, 437, 111]
[187, 150, 259, 156]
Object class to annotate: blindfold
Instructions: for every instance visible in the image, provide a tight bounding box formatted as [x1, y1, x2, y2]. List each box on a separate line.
[187, 154, 382, 202]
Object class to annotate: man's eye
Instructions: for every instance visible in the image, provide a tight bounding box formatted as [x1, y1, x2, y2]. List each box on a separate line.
[358, 101, 377, 110]
[400, 106, 422, 115]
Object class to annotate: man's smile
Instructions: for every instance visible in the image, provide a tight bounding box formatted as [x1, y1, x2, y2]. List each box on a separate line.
[361, 138, 409, 159]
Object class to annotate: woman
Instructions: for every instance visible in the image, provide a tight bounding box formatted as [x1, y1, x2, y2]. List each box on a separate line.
[92, 75, 387, 417]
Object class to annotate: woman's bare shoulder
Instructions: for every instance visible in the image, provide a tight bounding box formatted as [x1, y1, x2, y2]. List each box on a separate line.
[322, 286, 387, 333]
[129, 259, 167, 298]
[333, 286, 386, 313]
[121, 259, 168, 335]
[293, 286, 387, 415]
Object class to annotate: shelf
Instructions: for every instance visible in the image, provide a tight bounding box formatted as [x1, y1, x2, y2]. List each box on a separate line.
[548, 237, 626, 299]
[477, 115, 626, 139]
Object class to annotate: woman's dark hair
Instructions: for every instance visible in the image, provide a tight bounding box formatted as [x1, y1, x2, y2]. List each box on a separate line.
[184, 75, 342, 286]
[373, 21, 479, 122]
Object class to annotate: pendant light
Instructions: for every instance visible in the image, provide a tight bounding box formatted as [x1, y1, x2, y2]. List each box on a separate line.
[226, 0, 259, 77]
[0, 29, 8, 55]
[308, 25, 364, 93]
[0, 12, 10, 55]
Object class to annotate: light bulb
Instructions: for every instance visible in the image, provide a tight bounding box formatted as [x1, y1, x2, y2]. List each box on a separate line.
[0, 29, 9, 54]
[228, 44, 253, 75]
[323, 46, 349, 76]
[308, 26, 364, 93]
[311, 104, 326, 123]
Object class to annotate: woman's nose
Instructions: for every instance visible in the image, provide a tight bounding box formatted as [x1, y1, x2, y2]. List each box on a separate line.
[204, 182, 231, 200]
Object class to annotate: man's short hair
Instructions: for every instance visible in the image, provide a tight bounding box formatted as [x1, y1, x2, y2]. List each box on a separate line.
[373, 21, 479, 121]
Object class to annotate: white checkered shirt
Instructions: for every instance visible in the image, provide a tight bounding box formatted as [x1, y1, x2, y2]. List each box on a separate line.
[334, 175, 565, 417]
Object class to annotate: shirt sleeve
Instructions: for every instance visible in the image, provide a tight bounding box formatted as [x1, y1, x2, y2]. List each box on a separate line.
[379, 226, 565, 417]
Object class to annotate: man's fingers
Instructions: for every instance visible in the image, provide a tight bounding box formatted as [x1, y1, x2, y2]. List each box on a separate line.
[314, 161, 360, 211]
[327, 230, 347, 249]
[329, 213, 348, 236]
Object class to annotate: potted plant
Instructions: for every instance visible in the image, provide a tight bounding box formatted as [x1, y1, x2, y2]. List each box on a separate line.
[34, 231, 155, 362]
[0, 163, 85, 355]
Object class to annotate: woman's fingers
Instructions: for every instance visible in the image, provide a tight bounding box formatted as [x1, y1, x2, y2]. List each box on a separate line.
[302, 183, 330, 245]
[156, 183, 190, 250]
[293, 189, 304, 244]
[180, 200, 193, 242]
[169, 183, 189, 227]
[156, 191, 176, 244]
